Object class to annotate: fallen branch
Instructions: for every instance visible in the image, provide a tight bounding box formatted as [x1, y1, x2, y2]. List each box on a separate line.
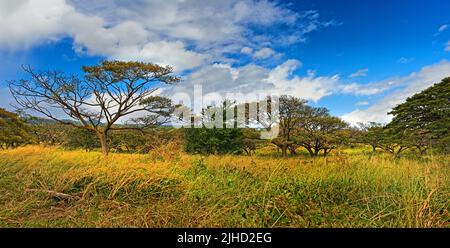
[26, 189, 77, 202]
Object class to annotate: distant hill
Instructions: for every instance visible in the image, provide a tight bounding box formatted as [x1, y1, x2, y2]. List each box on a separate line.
[24, 116, 79, 125]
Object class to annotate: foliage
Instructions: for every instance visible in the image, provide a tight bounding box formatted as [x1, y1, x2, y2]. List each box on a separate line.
[8, 61, 179, 155]
[64, 128, 100, 151]
[294, 110, 349, 157]
[270, 95, 350, 157]
[271, 95, 309, 156]
[5, 75, 450, 158]
[32, 122, 69, 146]
[241, 128, 267, 155]
[358, 122, 385, 152]
[0, 108, 32, 148]
[109, 130, 147, 153]
[109, 128, 183, 154]
[183, 100, 255, 155]
[388, 77, 450, 153]
[184, 127, 245, 155]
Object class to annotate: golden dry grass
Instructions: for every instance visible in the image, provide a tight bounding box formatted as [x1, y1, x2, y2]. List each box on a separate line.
[0, 145, 448, 227]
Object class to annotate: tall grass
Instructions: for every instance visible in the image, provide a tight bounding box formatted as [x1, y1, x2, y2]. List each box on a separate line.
[0, 145, 448, 227]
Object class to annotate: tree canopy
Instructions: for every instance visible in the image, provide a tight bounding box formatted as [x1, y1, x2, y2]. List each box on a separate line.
[0, 108, 31, 148]
[388, 77, 450, 153]
[8, 61, 180, 155]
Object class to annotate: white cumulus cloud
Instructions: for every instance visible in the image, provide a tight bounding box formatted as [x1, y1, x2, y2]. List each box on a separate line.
[165, 59, 340, 106]
[253, 48, 277, 59]
[342, 60, 450, 125]
[0, 0, 71, 49]
[0, 0, 335, 72]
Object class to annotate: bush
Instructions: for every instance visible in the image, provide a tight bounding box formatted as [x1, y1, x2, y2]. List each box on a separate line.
[184, 127, 245, 155]
[64, 128, 100, 151]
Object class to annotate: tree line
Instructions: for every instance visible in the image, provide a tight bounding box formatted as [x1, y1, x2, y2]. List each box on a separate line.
[2, 61, 449, 156]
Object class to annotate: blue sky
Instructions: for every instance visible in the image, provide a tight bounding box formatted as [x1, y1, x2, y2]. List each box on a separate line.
[0, 0, 449, 124]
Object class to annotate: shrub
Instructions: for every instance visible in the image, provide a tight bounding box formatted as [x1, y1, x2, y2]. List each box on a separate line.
[184, 127, 245, 155]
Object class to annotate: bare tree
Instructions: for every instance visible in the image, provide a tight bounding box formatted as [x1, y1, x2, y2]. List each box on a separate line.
[8, 61, 180, 155]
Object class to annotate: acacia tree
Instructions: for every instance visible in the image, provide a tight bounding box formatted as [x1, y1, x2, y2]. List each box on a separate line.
[388, 77, 450, 153]
[272, 95, 309, 156]
[377, 128, 410, 157]
[358, 122, 385, 153]
[294, 110, 349, 157]
[403, 130, 432, 155]
[9, 61, 180, 155]
[261, 95, 349, 157]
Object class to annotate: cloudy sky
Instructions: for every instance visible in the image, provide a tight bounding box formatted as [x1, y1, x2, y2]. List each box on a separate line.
[0, 0, 449, 125]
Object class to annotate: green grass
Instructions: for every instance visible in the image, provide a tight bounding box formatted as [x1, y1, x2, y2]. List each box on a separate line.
[0, 145, 449, 227]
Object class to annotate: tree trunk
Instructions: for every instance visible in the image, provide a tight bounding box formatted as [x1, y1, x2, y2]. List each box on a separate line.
[305, 146, 315, 157]
[419, 147, 427, 155]
[96, 131, 109, 156]
[314, 149, 320, 157]
[288, 145, 297, 155]
[395, 146, 408, 158]
[281, 144, 287, 157]
[244, 148, 250, 155]
[415, 146, 427, 155]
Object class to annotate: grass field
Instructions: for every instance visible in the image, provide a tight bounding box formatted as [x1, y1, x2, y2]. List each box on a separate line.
[0, 145, 449, 227]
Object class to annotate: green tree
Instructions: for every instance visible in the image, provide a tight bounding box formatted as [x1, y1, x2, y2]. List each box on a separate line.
[64, 127, 100, 152]
[109, 130, 146, 153]
[377, 128, 410, 156]
[184, 100, 245, 155]
[32, 122, 69, 146]
[262, 95, 349, 157]
[273, 95, 310, 156]
[294, 110, 349, 157]
[0, 108, 32, 148]
[184, 128, 245, 155]
[402, 129, 432, 155]
[388, 77, 450, 153]
[358, 122, 385, 153]
[9, 61, 179, 155]
[241, 128, 266, 155]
